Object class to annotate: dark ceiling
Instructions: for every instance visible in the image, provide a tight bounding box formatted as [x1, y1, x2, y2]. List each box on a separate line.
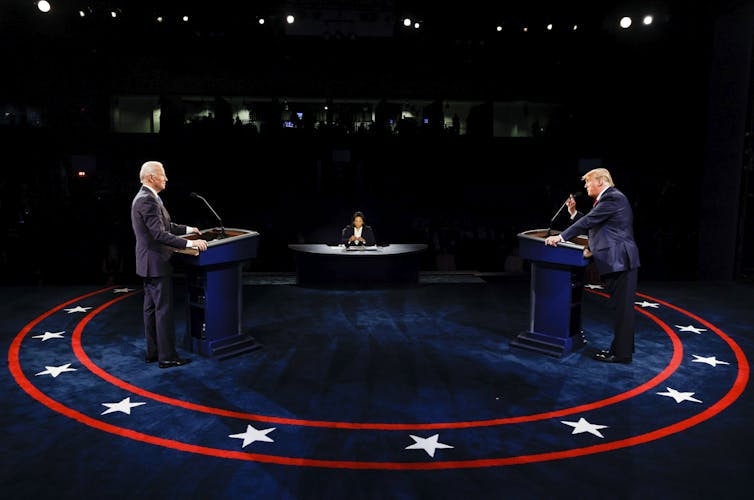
[0, 1, 741, 100]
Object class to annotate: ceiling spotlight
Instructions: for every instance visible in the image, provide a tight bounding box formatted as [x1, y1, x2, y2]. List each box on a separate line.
[403, 18, 411, 27]
[37, 1, 51, 13]
[258, 18, 265, 25]
[619, 16, 632, 29]
[78, 10, 86, 17]
[156, 16, 163, 23]
[183, 15, 189, 22]
[110, 11, 117, 18]
[414, 22, 420, 29]
[496, 25, 503, 32]
[643, 15, 653, 25]
[523, 26, 528, 32]
[286, 15, 295, 24]
[573, 25, 578, 31]
[546, 24, 553, 31]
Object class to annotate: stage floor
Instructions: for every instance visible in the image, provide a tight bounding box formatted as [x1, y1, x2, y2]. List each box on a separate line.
[2, 276, 753, 498]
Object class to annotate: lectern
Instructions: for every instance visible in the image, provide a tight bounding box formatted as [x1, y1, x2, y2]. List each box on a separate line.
[172, 227, 260, 359]
[512, 229, 590, 357]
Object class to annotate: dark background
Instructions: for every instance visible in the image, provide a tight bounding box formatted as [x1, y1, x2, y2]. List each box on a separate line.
[1, 0, 753, 285]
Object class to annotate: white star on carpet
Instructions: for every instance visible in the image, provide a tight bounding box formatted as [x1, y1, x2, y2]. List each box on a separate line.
[656, 387, 702, 403]
[405, 434, 454, 458]
[228, 425, 276, 448]
[691, 355, 730, 367]
[35, 363, 77, 378]
[31, 331, 65, 341]
[64, 306, 92, 314]
[674, 324, 707, 334]
[101, 397, 146, 415]
[561, 417, 609, 438]
[584, 284, 604, 289]
[113, 288, 135, 293]
[635, 301, 660, 308]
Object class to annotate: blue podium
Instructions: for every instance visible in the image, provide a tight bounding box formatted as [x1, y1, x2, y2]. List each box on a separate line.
[512, 229, 590, 357]
[173, 227, 261, 359]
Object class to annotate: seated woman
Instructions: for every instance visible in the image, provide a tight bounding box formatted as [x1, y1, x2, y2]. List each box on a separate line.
[341, 211, 376, 246]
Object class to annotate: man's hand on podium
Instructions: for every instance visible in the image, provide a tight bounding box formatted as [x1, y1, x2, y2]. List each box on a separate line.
[191, 239, 209, 252]
[545, 235, 564, 247]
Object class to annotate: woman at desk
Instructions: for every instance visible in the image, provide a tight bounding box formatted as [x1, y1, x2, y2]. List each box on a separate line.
[341, 211, 376, 247]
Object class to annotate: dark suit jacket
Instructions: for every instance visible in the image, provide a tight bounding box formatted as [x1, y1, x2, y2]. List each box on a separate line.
[131, 186, 190, 277]
[559, 186, 640, 276]
[341, 225, 376, 246]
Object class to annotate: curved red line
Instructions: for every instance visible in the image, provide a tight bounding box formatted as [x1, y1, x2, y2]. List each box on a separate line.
[69, 291, 683, 430]
[9, 287, 748, 469]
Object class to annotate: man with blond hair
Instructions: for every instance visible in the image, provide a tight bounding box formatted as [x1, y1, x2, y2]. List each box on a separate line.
[545, 167, 640, 364]
[131, 161, 208, 368]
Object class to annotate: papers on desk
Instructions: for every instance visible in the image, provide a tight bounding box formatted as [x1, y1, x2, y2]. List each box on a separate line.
[344, 245, 379, 251]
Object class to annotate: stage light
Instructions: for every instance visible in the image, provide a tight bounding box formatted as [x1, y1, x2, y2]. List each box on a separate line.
[496, 25, 502, 32]
[619, 16, 632, 29]
[523, 26, 528, 32]
[182, 15, 189, 22]
[37, 1, 51, 13]
[573, 25, 578, 30]
[403, 18, 411, 27]
[78, 10, 85, 18]
[110, 11, 117, 18]
[414, 22, 420, 29]
[286, 14, 295, 24]
[547, 23, 553, 31]
[643, 15, 653, 25]
[258, 18, 265, 25]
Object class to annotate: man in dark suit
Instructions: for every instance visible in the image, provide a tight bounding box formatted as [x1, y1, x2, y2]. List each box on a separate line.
[341, 211, 376, 247]
[130, 161, 208, 368]
[545, 168, 640, 364]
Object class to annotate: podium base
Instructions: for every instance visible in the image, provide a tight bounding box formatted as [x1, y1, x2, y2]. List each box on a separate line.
[510, 331, 587, 358]
[185, 333, 263, 360]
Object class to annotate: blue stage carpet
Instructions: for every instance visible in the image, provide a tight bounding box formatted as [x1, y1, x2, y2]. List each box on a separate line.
[2, 278, 753, 499]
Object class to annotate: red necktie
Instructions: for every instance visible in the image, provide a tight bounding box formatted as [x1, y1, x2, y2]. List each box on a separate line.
[593, 198, 598, 207]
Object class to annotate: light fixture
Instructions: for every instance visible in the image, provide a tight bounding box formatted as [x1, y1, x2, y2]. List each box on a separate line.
[403, 18, 411, 27]
[37, 1, 51, 13]
[573, 25, 578, 31]
[286, 14, 295, 24]
[156, 16, 163, 23]
[496, 25, 503, 32]
[183, 15, 189, 22]
[643, 15, 653, 25]
[619, 16, 632, 29]
[546, 23, 553, 31]
[110, 11, 117, 19]
[258, 18, 265, 25]
[78, 10, 85, 18]
[413, 22, 420, 29]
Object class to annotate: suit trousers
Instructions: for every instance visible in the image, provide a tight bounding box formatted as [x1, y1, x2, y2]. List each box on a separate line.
[143, 276, 178, 361]
[601, 267, 638, 358]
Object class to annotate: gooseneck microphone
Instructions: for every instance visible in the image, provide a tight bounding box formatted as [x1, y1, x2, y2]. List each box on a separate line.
[547, 192, 582, 236]
[190, 192, 227, 239]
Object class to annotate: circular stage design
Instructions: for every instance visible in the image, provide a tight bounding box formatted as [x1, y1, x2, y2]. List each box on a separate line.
[8, 286, 750, 470]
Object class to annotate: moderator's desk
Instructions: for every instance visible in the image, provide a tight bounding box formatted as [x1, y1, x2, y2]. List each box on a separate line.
[288, 244, 428, 286]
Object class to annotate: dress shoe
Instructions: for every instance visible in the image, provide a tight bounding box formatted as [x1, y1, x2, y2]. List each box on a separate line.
[593, 351, 632, 364]
[145, 355, 158, 363]
[158, 358, 192, 369]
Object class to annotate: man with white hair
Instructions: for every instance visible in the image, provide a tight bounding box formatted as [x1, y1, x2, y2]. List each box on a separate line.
[131, 161, 208, 368]
[545, 168, 640, 364]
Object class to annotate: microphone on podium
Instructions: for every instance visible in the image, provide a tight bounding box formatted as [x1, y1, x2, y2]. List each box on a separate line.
[547, 192, 581, 236]
[190, 192, 227, 239]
